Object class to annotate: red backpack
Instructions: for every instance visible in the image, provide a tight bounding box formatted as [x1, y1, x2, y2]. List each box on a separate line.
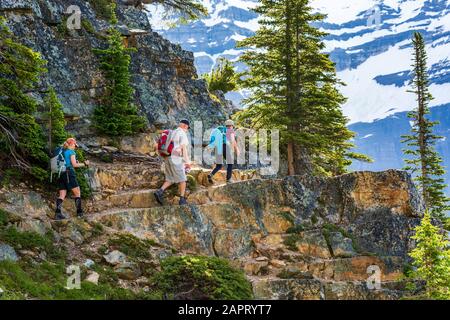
[157, 130, 174, 157]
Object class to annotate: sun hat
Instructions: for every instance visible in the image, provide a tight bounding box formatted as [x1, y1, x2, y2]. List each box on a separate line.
[225, 119, 234, 127]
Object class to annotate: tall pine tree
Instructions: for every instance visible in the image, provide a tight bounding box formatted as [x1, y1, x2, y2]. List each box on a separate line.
[402, 32, 449, 219]
[234, 0, 369, 176]
[93, 7, 146, 137]
[0, 17, 49, 180]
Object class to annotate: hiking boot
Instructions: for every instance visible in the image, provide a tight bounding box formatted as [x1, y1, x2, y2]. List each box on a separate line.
[154, 189, 165, 205]
[74, 197, 84, 218]
[55, 212, 67, 220]
[226, 179, 233, 184]
[207, 175, 214, 184]
[179, 196, 188, 206]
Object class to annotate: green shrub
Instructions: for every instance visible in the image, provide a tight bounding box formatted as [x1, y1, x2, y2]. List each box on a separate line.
[81, 18, 95, 34]
[0, 226, 66, 261]
[0, 209, 9, 226]
[0, 260, 160, 300]
[203, 58, 238, 94]
[286, 224, 304, 234]
[107, 233, 157, 260]
[283, 233, 301, 251]
[56, 17, 69, 37]
[153, 255, 253, 300]
[88, 0, 116, 21]
[0, 169, 22, 187]
[74, 149, 93, 199]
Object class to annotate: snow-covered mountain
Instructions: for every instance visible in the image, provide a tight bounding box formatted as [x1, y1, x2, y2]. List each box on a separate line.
[148, 0, 450, 194]
[149, 0, 450, 123]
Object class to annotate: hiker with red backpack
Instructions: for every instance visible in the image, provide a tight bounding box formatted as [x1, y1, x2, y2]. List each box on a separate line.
[154, 119, 191, 206]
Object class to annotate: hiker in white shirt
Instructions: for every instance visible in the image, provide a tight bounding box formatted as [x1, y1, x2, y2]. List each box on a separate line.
[154, 119, 192, 205]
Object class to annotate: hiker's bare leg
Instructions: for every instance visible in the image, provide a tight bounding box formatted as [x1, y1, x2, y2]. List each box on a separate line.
[179, 181, 186, 197]
[72, 187, 81, 198]
[161, 181, 172, 191]
[58, 189, 67, 200]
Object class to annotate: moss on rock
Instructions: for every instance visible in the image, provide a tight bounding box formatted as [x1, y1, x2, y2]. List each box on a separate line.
[152, 255, 253, 300]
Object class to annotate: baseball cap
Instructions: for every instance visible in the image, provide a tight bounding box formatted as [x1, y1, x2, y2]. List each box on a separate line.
[66, 138, 79, 147]
[180, 119, 190, 128]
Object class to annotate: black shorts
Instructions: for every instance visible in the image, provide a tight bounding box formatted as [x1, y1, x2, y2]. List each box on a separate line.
[57, 169, 79, 191]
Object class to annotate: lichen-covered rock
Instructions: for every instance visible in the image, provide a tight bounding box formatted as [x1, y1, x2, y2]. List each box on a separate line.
[85, 271, 100, 285]
[0, 244, 19, 262]
[253, 279, 323, 300]
[308, 256, 404, 282]
[114, 261, 141, 280]
[0, 190, 53, 220]
[253, 278, 410, 300]
[104, 250, 127, 266]
[329, 232, 356, 258]
[295, 230, 331, 259]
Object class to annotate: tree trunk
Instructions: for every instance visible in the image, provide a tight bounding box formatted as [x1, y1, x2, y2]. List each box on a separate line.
[285, 0, 295, 175]
[416, 43, 428, 206]
[287, 142, 295, 175]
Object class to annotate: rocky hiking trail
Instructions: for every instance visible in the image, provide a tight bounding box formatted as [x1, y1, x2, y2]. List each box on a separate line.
[50, 150, 424, 300]
[0, 149, 425, 299]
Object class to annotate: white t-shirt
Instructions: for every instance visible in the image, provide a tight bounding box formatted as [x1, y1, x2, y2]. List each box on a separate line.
[171, 127, 189, 158]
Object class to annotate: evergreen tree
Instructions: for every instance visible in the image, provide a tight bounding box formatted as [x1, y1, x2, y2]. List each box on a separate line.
[92, 10, 146, 137]
[234, 0, 369, 176]
[409, 211, 450, 300]
[44, 86, 68, 151]
[401, 32, 449, 219]
[203, 58, 238, 94]
[0, 17, 48, 180]
[146, 0, 208, 23]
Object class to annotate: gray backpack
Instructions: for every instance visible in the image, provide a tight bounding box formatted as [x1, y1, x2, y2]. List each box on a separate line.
[50, 146, 66, 182]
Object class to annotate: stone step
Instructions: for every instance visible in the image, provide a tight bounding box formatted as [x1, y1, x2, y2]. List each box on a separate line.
[87, 189, 160, 213]
[88, 162, 165, 192]
[86, 161, 258, 195]
[83, 171, 264, 213]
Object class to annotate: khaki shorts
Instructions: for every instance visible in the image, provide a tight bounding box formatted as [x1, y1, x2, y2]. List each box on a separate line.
[163, 156, 187, 183]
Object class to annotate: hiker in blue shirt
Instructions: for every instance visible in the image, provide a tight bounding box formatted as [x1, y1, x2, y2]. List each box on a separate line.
[55, 138, 90, 220]
[207, 120, 240, 184]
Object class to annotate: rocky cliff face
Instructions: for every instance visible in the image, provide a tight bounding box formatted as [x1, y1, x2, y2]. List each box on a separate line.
[0, 0, 232, 138]
[0, 160, 425, 299]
